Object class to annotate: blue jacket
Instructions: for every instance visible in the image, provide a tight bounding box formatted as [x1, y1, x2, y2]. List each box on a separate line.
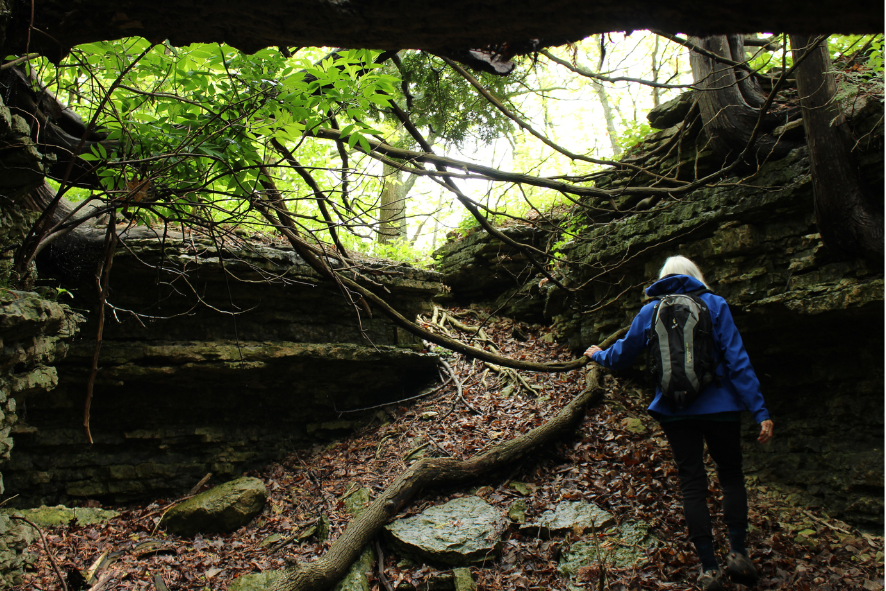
[590, 275, 770, 423]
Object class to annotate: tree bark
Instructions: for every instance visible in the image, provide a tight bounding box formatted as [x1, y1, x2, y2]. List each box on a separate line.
[1, 67, 115, 188]
[789, 34, 884, 262]
[651, 36, 661, 108]
[689, 35, 802, 166]
[266, 362, 610, 591]
[593, 36, 623, 157]
[377, 163, 415, 244]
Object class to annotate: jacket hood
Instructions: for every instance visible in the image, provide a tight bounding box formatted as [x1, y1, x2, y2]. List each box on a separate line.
[645, 274, 707, 297]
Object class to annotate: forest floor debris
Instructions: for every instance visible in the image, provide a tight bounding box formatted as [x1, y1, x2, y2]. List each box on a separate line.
[11, 307, 885, 590]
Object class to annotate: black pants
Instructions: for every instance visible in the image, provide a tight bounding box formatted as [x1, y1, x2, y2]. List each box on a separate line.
[661, 419, 747, 544]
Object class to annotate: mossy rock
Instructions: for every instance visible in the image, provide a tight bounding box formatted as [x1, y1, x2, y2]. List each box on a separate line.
[559, 521, 658, 575]
[160, 476, 267, 537]
[2, 505, 119, 527]
[228, 570, 282, 591]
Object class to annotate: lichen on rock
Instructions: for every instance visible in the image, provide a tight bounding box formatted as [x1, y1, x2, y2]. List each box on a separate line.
[385, 496, 508, 566]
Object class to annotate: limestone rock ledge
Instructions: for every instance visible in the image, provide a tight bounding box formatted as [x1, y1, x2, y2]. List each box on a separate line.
[2, 230, 444, 507]
[5, 340, 438, 506]
[0, 291, 82, 587]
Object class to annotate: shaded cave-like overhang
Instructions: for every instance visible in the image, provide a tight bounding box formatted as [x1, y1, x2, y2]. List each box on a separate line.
[6, 0, 884, 62]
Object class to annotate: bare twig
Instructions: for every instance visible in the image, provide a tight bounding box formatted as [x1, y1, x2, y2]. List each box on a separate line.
[187, 473, 213, 496]
[10, 516, 69, 591]
[375, 539, 395, 591]
[84, 212, 119, 444]
[439, 359, 478, 418]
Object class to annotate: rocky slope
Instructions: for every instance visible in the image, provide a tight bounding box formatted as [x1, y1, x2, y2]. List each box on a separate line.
[433, 93, 884, 526]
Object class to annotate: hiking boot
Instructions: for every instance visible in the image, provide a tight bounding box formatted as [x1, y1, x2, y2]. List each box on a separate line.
[697, 567, 725, 591]
[726, 550, 759, 585]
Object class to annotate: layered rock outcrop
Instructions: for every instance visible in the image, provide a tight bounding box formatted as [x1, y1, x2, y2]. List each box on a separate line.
[0, 293, 81, 586]
[4, 230, 442, 506]
[0, 89, 84, 583]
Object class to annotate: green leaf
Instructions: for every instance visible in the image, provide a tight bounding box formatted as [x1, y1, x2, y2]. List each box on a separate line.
[356, 134, 371, 153]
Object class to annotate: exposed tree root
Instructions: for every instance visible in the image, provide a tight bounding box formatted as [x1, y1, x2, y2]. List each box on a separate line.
[264, 330, 620, 591]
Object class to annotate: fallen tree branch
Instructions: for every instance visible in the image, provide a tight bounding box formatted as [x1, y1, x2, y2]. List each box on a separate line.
[263, 328, 623, 591]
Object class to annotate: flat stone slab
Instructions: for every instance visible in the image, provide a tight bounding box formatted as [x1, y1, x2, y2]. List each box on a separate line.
[160, 476, 267, 537]
[520, 501, 615, 537]
[559, 521, 658, 576]
[385, 496, 507, 566]
[2, 505, 119, 527]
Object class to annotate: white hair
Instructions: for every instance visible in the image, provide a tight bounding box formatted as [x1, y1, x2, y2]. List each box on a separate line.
[658, 255, 709, 288]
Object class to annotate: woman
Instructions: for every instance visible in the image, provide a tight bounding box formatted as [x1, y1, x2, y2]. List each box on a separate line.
[584, 255, 774, 591]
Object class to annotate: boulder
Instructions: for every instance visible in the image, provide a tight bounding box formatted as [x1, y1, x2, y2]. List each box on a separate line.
[0, 514, 37, 588]
[384, 496, 507, 566]
[520, 501, 615, 537]
[559, 521, 657, 575]
[160, 477, 266, 536]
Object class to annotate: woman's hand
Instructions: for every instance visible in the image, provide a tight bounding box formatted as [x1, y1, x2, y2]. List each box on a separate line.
[757, 419, 774, 444]
[584, 345, 602, 359]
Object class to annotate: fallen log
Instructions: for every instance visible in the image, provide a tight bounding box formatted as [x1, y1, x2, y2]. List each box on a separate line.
[263, 330, 621, 591]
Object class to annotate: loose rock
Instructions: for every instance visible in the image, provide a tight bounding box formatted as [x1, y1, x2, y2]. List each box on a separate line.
[520, 500, 615, 537]
[160, 476, 267, 537]
[385, 496, 507, 566]
[559, 521, 658, 576]
[453, 567, 476, 591]
[508, 499, 528, 524]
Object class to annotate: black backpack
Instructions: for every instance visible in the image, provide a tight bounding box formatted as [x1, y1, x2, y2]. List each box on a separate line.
[646, 290, 718, 411]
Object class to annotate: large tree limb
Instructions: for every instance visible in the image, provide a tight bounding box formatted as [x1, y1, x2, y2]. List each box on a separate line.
[266, 358, 614, 591]
[380, 101, 573, 293]
[688, 35, 802, 166]
[441, 56, 688, 183]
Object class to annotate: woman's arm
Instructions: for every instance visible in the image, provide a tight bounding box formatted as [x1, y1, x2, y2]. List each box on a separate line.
[712, 297, 771, 424]
[583, 303, 653, 370]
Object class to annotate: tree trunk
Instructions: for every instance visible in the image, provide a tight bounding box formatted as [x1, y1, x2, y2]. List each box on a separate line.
[789, 34, 884, 262]
[377, 163, 416, 244]
[689, 35, 802, 166]
[593, 36, 623, 157]
[651, 35, 661, 108]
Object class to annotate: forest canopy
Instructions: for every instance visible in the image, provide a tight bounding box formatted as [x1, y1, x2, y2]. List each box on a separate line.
[8, 33, 883, 267]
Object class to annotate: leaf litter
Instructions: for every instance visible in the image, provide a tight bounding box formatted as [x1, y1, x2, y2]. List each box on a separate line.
[13, 306, 884, 591]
